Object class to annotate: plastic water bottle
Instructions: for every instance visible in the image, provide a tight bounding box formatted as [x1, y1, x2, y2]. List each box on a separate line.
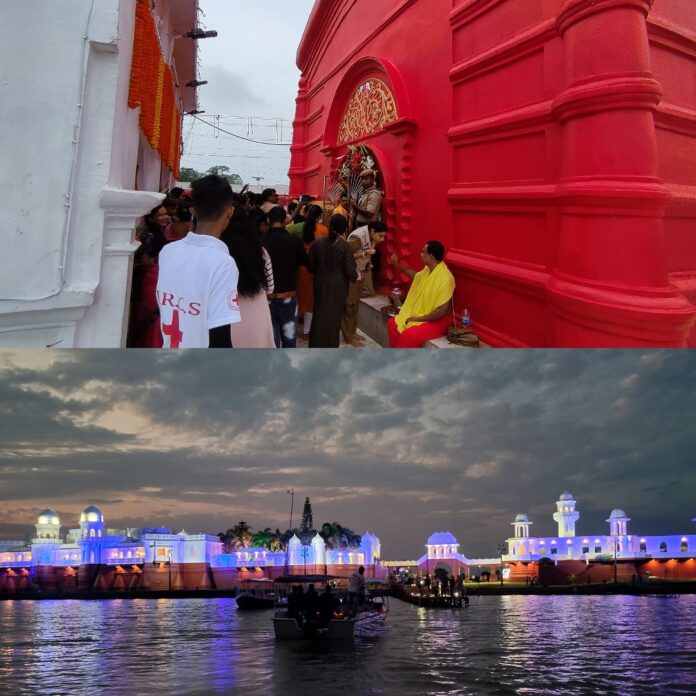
[461, 308, 471, 328]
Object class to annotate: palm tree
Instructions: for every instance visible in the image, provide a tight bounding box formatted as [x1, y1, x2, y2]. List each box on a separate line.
[343, 528, 363, 550]
[319, 522, 361, 550]
[252, 528, 274, 549]
[232, 520, 253, 549]
[270, 528, 283, 552]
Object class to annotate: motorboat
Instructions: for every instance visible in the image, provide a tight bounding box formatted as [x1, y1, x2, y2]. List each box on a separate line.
[271, 575, 388, 640]
[235, 577, 276, 610]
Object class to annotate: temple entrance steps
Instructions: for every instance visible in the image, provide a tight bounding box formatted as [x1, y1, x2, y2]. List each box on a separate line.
[358, 295, 488, 349]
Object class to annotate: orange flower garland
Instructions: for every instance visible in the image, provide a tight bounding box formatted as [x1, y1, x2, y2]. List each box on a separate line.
[127, 0, 183, 178]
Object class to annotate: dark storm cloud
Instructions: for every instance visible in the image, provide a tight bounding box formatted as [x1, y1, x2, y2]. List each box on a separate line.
[0, 351, 695, 557]
[0, 371, 133, 450]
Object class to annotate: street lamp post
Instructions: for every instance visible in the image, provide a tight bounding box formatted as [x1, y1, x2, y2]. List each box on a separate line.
[613, 535, 618, 584]
[287, 488, 295, 533]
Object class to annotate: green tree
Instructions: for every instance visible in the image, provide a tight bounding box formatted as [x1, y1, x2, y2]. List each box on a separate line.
[205, 165, 243, 185]
[179, 167, 202, 182]
[218, 528, 239, 553]
[251, 528, 274, 549]
[319, 522, 361, 550]
[300, 497, 313, 536]
[206, 165, 230, 177]
[269, 528, 283, 552]
[231, 520, 253, 549]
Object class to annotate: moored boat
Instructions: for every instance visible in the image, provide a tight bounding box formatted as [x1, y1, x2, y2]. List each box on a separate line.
[235, 578, 276, 610]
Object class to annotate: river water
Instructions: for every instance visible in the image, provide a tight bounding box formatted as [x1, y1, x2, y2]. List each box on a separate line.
[1, 594, 694, 695]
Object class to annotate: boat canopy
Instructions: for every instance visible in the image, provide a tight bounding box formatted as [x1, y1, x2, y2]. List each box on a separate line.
[273, 574, 340, 584]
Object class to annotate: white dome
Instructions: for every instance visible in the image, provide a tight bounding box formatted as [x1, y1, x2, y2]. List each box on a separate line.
[80, 505, 104, 524]
[609, 509, 628, 519]
[37, 509, 60, 526]
[427, 531, 457, 545]
[559, 492, 574, 501]
[514, 513, 530, 523]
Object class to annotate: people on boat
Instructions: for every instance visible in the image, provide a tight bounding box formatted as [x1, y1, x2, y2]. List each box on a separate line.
[303, 583, 320, 620]
[319, 584, 339, 626]
[287, 584, 304, 625]
[348, 565, 366, 609]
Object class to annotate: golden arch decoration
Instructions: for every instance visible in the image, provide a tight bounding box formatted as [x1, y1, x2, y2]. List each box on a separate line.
[337, 79, 399, 145]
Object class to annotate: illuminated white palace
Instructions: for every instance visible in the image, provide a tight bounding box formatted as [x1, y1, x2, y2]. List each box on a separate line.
[0, 506, 384, 594]
[504, 492, 695, 562]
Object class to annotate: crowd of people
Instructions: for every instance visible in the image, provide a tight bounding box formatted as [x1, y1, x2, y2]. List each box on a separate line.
[128, 173, 457, 349]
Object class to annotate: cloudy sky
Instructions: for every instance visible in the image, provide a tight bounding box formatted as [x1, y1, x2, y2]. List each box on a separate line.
[1, 351, 694, 558]
[180, 0, 316, 185]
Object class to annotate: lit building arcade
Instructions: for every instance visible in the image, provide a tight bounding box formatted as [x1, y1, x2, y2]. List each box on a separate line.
[504, 492, 696, 582]
[0, 507, 385, 595]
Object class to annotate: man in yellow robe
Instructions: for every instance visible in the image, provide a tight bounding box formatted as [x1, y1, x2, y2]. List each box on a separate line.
[388, 241, 455, 348]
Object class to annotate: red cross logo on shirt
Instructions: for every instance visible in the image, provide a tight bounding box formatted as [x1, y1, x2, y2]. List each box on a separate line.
[162, 310, 184, 348]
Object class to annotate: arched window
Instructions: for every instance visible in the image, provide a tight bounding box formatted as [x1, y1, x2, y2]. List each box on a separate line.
[639, 542, 647, 552]
[681, 541, 688, 552]
[659, 542, 667, 553]
[90, 529, 95, 538]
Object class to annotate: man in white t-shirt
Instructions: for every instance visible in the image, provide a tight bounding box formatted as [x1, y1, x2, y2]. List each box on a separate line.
[156, 175, 241, 348]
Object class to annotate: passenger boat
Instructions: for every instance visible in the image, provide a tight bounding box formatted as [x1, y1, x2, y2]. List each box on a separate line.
[271, 575, 388, 640]
[391, 581, 469, 608]
[235, 578, 276, 610]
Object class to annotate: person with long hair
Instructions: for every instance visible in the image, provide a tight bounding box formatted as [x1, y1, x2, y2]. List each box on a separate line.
[128, 203, 169, 347]
[224, 213, 275, 348]
[308, 214, 359, 348]
[288, 204, 327, 336]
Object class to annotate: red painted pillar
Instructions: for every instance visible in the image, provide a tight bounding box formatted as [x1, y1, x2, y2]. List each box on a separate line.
[547, 0, 696, 346]
[288, 77, 309, 198]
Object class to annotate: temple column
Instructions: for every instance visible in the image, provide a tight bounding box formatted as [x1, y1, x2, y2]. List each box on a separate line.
[288, 77, 309, 197]
[547, 0, 696, 346]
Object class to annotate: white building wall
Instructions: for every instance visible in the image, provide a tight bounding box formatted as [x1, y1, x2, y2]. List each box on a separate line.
[504, 533, 696, 562]
[0, 0, 194, 347]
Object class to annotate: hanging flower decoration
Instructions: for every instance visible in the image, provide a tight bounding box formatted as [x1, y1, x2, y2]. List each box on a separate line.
[333, 144, 378, 183]
[128, 0, 182, 178]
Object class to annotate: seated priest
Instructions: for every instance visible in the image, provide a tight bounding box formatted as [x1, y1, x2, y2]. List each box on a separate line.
[388, 241, 455, 348]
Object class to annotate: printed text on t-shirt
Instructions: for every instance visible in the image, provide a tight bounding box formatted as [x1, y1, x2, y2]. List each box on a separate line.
[157, 291, 202, 316]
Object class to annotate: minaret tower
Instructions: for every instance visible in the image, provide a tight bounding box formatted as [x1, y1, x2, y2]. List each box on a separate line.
[35, 509, 61, 541]
[607, 509, 630, 537]
[553, 492, 580, 537]
[512, 514, 532, 539]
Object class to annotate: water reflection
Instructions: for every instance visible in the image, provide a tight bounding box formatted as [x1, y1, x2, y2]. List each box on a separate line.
[0, 595, 694, 695]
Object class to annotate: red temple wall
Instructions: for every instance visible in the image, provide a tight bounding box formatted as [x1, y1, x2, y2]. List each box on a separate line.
[291, 0, 696, 346]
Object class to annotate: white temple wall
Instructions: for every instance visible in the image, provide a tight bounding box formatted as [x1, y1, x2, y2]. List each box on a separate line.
[0, 0, 171, 347]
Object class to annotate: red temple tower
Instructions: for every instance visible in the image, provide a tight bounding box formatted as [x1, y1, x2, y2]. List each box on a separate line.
[289, 0, 696, 347]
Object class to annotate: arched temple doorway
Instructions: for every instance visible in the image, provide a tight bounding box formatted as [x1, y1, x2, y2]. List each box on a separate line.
[319, 57, 417, 291]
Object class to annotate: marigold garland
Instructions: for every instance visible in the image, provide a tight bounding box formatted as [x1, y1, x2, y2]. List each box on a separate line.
[127, 0, 183, 178]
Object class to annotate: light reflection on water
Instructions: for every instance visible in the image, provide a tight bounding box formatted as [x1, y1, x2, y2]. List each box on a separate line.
[0, 595, 695, 695]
